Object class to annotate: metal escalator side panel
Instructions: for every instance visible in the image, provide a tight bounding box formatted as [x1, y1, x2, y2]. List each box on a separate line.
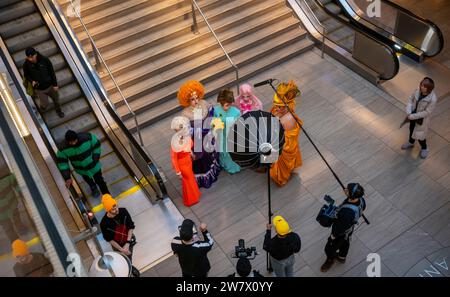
[338, 0, 443, 58]
[38, 0, 168, 201]
[352, 31, 399, 80]
[302, 0, 399, 80]
[0, 37, 90, 232]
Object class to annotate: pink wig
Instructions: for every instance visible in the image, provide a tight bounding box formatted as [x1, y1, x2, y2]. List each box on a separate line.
[235, 83, 263, 113]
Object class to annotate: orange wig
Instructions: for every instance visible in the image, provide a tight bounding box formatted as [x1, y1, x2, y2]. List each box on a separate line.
[177, 80, 205, 107]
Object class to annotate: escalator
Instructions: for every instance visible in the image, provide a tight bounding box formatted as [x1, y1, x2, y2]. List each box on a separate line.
[332, 0, 444, 62]
[289, 0, 399, 84]
[0, 0, 181, 271]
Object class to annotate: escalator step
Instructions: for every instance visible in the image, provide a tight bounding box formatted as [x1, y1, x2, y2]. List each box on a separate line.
[0, 12, 44, 39]
[0, 1, 35, 25]
[12, 40, 59, 67]
[4, 26, 52, 54]
[44, 97, 90, 129]
[324, 2, 342, 15]
[51, 112, 98, 144]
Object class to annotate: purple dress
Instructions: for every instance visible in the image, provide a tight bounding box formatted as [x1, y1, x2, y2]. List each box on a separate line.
[189, 106, 221, 188]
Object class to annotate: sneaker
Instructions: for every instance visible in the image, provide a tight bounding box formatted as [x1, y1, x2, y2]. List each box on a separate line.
[320, 259, 335, 272]
[56, 109, 65, 118]
[336, 256, 346, 264]
[401, 142, 414, 150]
[420, 149, 429, 159]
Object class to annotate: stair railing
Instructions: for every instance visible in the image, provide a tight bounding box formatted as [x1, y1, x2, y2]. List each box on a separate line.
[66, 0, 144, 146]
[189, 0, 240, 94]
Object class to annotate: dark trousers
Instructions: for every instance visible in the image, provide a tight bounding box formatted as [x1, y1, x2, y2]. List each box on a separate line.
[325, 235, 351, 260]
[409, 121, 427, 149]
[35, 86, 61, 112]
[81, 170, 109, 195]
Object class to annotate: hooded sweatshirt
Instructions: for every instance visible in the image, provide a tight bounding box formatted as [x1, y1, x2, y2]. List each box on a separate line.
[263, 231, 301, 261]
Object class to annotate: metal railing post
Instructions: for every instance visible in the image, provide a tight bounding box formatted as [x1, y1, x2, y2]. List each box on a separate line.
[322, 27, 326, 59]
[67, 0, 144, 147]
[191, 0, 239, 94]
[190, 0, 199, 34]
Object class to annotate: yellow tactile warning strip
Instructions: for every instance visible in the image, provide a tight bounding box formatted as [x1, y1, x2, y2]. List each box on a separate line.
[0, 237, 40, 262]
[0, 177, 149, 262]
[90, 177, 149, 213]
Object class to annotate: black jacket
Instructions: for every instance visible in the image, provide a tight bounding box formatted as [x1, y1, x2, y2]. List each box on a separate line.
[263, 231, 301, 261]
[23, 53, 57, 90]
[331, 198, 366, 237]
[100, 208, 135, 247]
[171, 230, 214, 277]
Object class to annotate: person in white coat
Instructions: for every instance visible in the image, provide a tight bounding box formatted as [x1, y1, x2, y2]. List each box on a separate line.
[401, 77, 437, 159]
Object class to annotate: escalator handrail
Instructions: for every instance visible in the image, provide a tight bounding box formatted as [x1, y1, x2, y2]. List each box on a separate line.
[44, 0, 168, 198]
[380, 0, 444, 57]
[312, 0, 399, 80]
[0, 39, 92, 228]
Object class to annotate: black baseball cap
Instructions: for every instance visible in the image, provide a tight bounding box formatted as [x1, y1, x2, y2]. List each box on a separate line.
[179, 219, 195, 241]
[25, 47, 37, 57]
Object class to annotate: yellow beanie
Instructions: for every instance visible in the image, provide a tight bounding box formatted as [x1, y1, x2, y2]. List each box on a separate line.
[12, 239, 29, 258]
[273, 215, 292, 236]
[102, 194, 117, 212]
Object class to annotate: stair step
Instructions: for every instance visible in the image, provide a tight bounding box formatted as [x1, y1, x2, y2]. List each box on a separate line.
[54, 68, 75, 88]
[76, 0, 193, 42]
[51, 111, 98, 144]
[44, 97, 90, 129]
[59, 0, 127, 18]
[103, 0, 284, 77]
[0, 12, 44, 39]
[4, 26, 51, 54]
[125, 38, 314, 131]
[104, 5, 296, 93]
[0, 0, 36, 24]
[71, 0, 155, 31]
[111, 18, 303, 108]
[119, 29, 310, 121]
[96, 0, 278, 63]
[12, 39, 59, 66]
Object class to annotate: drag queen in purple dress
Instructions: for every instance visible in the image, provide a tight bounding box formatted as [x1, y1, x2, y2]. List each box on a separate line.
[178, 80, 221, 188]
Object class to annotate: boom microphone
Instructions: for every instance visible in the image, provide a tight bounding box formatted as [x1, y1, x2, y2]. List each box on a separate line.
[254, 79, 275, 88]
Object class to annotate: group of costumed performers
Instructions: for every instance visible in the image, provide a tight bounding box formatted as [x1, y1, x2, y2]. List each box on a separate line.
[171, 80, 303, 207]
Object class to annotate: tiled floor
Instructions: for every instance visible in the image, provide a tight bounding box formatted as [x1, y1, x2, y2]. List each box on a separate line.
[137, 46, 450, 277]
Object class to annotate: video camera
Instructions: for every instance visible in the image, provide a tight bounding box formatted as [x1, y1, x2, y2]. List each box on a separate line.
[232, 239, 257, 260]
[316, 195, 339, 228]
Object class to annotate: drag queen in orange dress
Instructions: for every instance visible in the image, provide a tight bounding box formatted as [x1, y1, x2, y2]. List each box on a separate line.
[270, 81, 303, 187]
[171, 116, 201, 206]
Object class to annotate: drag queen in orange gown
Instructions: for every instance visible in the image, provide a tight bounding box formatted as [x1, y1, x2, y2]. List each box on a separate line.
[270, 81, 303, 187]
[171, 116, 201, 206]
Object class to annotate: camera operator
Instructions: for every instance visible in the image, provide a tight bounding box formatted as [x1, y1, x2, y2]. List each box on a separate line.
[171, 219, 214, 277]
[321, 183, 366, 273]
[263, 216, 301, 277]
[228, 257, 264, 277]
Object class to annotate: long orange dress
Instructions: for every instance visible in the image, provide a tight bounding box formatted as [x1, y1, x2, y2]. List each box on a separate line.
[171, 138, 201, 206]
[270, 111, 303, 187]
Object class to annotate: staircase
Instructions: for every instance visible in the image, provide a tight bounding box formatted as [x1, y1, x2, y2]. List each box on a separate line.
[0, 0, 138, 209]
[58, 0, 314, 131]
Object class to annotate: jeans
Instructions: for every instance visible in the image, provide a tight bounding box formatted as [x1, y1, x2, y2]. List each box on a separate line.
[270, 254, 295, 277]
[81, 169, 110, 195]
[409, 121, 427, 149]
